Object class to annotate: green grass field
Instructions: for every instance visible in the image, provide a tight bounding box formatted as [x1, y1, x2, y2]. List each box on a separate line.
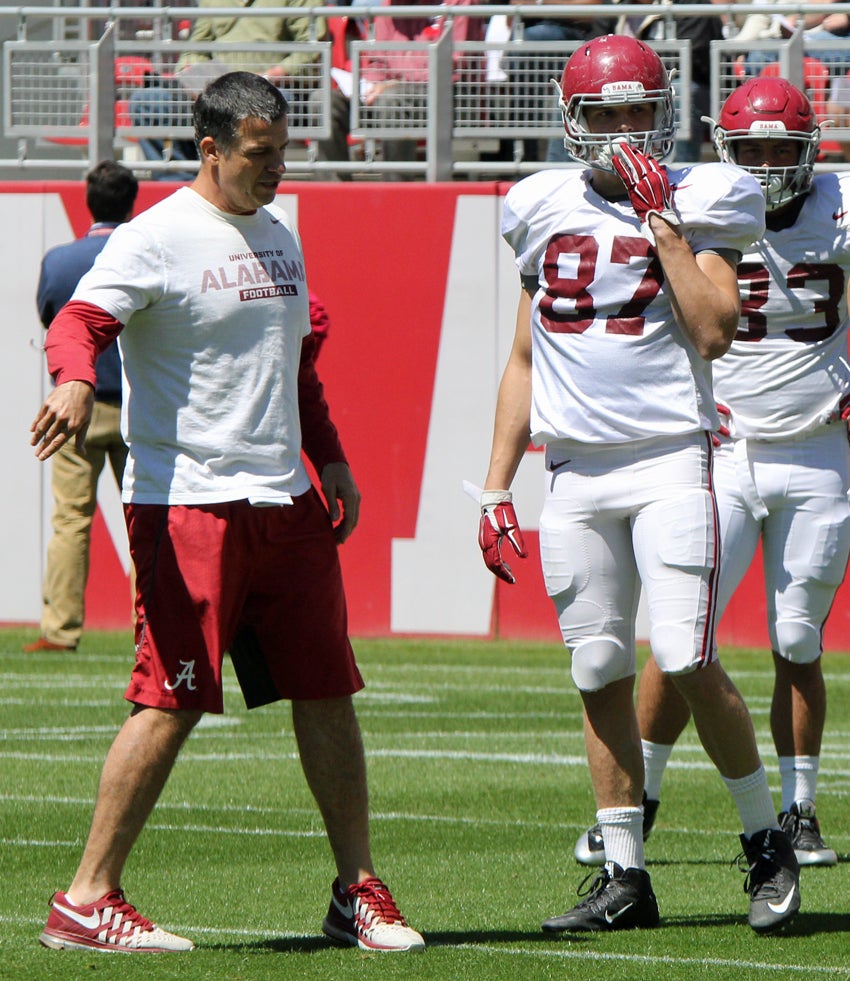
[3, 626, 850, 981]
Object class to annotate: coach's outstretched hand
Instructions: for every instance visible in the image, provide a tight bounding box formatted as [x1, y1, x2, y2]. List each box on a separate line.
[479, 490, 528, 584]
[31, 380, 94, 461]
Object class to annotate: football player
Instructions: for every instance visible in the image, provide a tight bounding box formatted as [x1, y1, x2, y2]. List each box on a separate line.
[575, 77, 850, 872]
[478, 36, 801, 935]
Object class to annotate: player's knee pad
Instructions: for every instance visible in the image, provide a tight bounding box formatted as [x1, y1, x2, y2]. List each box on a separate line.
[570, 636, 633, 692]
[649, 622, 710, 674]
[773, 618, 822, 665]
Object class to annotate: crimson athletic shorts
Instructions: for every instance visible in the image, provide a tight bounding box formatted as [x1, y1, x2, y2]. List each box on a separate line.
[123, 488, 364, 712]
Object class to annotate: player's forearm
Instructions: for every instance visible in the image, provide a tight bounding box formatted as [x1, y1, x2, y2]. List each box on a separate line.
[485, 359, 532, 490]
[653, 223, 739, 360]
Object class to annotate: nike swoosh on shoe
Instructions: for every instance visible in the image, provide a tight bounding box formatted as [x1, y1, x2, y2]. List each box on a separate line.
[332, 894, 354, 918]
[604, 902, 634, 924]
[767, 886, 797, 915]
[51, 900, 101, 930]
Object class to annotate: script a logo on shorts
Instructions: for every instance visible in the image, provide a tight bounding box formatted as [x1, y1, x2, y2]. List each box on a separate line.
[164, 660, 198, 692]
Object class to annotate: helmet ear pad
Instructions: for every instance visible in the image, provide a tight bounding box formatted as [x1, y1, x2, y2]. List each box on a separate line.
[557, 34, 676, 170]
[713, 77, 820, 210]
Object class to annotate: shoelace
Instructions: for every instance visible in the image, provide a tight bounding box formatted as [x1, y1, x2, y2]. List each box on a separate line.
[351, 878, 407, 925]
[97, 890, 157, 932]
[574, 868, 611, 904]
[781, 811, 801, 837]
[734, 836, 781, 898]
[782, 801, 826, 842]
[797, 816, 820, 836]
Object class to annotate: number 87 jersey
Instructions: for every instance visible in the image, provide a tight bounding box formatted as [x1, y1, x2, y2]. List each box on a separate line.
[714, 171, 850, 440]
[502, 161, 765, 446]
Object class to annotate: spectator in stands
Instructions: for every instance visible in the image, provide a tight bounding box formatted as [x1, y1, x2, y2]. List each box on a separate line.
[24, 161, 138, 654]
[309, 0, 484, 180]
[309, 14, 366, 181]
[130, 0, 328, 177]
[732, 0, 849, 77]
[512, 0, 597, 48]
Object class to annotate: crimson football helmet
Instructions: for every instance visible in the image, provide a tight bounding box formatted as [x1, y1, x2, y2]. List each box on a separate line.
[556, 35, 675, 170]
[712, 77, 820, 211]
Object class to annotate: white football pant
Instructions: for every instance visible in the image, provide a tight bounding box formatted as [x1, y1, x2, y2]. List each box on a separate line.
[540, 432, 718, 692]
[714, 426, 850, 664]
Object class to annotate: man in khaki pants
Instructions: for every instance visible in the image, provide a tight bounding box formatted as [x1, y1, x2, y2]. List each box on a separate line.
[24, 161, 138, 652]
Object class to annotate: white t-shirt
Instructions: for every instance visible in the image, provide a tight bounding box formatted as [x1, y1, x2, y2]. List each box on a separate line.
[503, 162, 765, 445]
[73, 187, 313, 505]
[714, 172, 850, 439]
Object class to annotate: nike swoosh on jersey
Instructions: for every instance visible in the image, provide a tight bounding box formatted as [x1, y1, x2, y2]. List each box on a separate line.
[270, 217, 281, 224]
[52, 900, 102, 930]
[833, 210, 847, 221]
[548, 458, 571, 472]
[767, 885, 797, 915]
[604, 902, 634, 924]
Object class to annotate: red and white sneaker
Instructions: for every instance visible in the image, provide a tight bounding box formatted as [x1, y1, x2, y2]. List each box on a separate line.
[322, 877, 425, 952]
[39, 890, 194, 952]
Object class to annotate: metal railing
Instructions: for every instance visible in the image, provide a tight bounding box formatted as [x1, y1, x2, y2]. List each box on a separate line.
[348, 37, 692, 179]
[1, 3, 850, 179]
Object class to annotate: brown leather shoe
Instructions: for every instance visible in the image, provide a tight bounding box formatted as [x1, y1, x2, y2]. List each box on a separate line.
[22, 637, 76, 652]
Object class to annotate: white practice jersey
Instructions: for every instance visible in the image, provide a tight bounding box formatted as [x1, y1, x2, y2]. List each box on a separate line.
[714, 172, 850, 439]
[73, 187, 313, 506]
[503, 162, 765, 444]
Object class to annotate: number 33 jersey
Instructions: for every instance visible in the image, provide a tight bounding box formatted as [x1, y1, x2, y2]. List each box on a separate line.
[713, 171, 850, 440]
[502, 162, 764, 445]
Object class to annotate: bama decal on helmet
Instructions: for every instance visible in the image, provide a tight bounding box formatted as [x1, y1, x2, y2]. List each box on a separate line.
[601, 82, 649, 97]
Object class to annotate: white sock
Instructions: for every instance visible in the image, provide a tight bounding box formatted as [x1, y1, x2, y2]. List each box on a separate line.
[642, 739, 674, 802]
[598, 806, 644, 872]
[778, 755, 819, 812]
[722, 765, 778, 838]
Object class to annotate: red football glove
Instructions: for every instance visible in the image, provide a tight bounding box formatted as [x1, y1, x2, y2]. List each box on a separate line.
[478, 490, 528, 585]
[611, 142, 679, 244]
